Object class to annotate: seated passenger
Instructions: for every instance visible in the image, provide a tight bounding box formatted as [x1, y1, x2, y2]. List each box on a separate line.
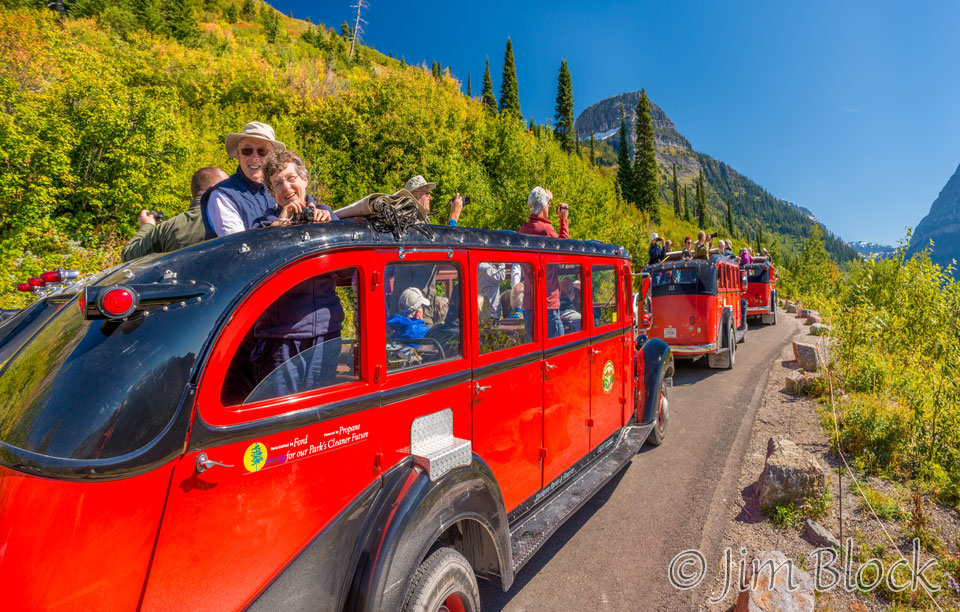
[559, 276, 582, 332]
[387, 288, 431, 343]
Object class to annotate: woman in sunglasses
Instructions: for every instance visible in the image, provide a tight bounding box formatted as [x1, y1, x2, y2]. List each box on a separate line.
[201, 121, 286, 238]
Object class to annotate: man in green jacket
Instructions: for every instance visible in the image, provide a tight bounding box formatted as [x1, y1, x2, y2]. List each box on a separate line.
[121, 167, 229, 262]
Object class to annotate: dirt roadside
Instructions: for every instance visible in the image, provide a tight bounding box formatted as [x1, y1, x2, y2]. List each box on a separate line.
[700, 310, 960, 612]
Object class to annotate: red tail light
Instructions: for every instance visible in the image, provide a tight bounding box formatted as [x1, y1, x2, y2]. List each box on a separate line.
[28, 277, 44, 287]
[16, 283, 31, 292]
[40, 269, 62, 283]
[99, 287, 137, 318]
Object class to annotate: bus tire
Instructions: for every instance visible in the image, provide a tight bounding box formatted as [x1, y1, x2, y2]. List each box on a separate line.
[400, 547, 481, 612]
[646, 368, 669, 446]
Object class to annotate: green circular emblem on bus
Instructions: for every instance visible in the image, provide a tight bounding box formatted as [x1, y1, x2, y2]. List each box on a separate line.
[602, 361, 615, 394]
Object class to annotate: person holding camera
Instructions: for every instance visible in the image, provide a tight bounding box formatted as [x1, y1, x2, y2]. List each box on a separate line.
[403, 175, 465, 227]
[122, 167, 229, 262]
[648, 233, 665, 265]
[520, 186, 570, 338]
[694, 230, 715, 259]
[257, 150, 336, 227]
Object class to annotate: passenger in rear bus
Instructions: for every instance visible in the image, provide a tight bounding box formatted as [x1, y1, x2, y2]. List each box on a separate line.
[694, 230, 712, 259]
[519, 186, 571, 338]
[682, 236, 694, 260]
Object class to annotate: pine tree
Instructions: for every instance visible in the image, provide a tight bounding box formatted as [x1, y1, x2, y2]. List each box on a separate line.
[240, 0, 254, 21]
[616, 104, 634, 205]
[683, 185, 691, 221]
[261, 6, 281, 43]
[498, 37, 521, 116]
[466, 72, 472, 97]
[726, 200, 735, 237]
[672, 164, 681, 216]
[575, 133, 581, 157]
[339, 21, 352, 38]
[162, 0, 199, 44]
[633, 89, 659, 222]
[589, 135, 595, 165]
[134, 0, 164, 32]
[480, 57, 496, 114]
[696, 170, 707, 229]
[553, 59, 575, 153]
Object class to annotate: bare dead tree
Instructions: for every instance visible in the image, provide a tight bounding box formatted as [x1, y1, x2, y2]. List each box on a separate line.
[348, 0, 368, 59]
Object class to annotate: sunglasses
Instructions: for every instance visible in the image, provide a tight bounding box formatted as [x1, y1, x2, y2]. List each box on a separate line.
[239, 146, 271, 157]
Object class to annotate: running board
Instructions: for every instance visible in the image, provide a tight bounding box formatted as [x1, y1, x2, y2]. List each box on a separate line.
[508, 424, 650, 573]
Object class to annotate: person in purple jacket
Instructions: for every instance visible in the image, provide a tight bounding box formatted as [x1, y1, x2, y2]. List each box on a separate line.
[244, 151, 345, 402]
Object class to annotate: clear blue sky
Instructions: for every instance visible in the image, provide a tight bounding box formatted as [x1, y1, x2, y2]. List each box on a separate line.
[279, 0, 960, 246]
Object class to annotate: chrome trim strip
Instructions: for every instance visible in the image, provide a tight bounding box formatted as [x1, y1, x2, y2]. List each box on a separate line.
[668, 342, 717, 354]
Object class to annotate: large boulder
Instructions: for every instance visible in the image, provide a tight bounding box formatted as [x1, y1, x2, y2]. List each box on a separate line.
[785, 302, 798, 314]
[809, 323, 831, 336]
[735, 551, 815, 612]
[805, 311, 823, 325]
[792, 342, 820, 372]
[758, 438, 827, 509]
[784, 371, 820, 395]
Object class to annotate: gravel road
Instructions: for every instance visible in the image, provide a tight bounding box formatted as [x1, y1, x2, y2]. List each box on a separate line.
[478, 308, 802, 611]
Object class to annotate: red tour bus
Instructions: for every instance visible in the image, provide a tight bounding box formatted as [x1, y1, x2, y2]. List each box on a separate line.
[643, 252, 748, 369]
[743, 256, 779, 325]
[0, 219, 673, 612]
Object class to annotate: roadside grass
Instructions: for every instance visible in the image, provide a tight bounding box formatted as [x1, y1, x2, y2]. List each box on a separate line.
[762, 489, 832, 529]
[859, 484, 907, 522]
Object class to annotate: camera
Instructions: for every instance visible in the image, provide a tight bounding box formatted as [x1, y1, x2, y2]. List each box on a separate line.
[708, 232, 718, 239]
[150, 212, 165, 223]
[292, 205, 316, 223]
[450, 195, 471, 207]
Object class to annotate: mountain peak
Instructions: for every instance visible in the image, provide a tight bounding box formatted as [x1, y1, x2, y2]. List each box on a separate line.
[575, 91, 692, 152]
[908, 161, 960, 276]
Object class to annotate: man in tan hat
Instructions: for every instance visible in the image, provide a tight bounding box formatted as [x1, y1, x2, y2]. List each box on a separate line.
[404, 174, 463, 227]
[201, 121, 285, 237]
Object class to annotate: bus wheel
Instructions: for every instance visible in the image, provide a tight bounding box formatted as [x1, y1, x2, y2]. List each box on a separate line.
[727, 321, 736, 368]
[401, 547, 481, 612]
[646, 370, 669, 446]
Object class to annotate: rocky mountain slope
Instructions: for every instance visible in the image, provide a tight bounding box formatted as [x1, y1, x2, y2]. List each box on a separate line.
[575, 92, 858, 262]
[908, 161, 960, 277]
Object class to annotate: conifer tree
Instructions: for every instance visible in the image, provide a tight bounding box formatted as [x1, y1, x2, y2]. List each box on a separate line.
[683, 185, 691, 221]
[696, 170, 707, 229]
[576, 133, 581, 157]
[589, 135, 595, 165]
[633, 89, 659, 221]
[240, 0, 255, 21]
[726, 200, 735, 237]
[163, 0, 199, 44]
[339, 21, 352, 38]
[134, 0, 165, 31]
[616, 104, 634, 204]
[672, 164, 681, 216]
[498, 37, 521, 116]
[222, 2, 238, 24]
[466, 72, 472, 97]
[480, 57, 496, 114]
[553, 59, 575, 153]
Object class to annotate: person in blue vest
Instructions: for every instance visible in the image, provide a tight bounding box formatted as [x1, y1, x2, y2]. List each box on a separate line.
[202, 121, 284, 237]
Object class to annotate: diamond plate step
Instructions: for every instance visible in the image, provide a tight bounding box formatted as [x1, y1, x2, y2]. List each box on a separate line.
[508, 425, 647, 573]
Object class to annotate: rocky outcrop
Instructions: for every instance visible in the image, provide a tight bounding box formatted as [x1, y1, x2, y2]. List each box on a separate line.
[758, 438, 827, 509]
[908, 161, 960, 279]
[574, 91, 692, 152]
[735, 551, 815, 612]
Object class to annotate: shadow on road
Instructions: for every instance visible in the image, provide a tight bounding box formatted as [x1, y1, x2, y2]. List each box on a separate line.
[477, 468, 629, 611]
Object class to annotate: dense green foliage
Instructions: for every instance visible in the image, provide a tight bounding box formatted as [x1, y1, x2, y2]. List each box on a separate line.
[784, 230, 960, 509]
[695, 170, 706, 228]
[498, 37, 520, 116]
[553, 59, 574, 154]
[0, 6, 664, 308]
